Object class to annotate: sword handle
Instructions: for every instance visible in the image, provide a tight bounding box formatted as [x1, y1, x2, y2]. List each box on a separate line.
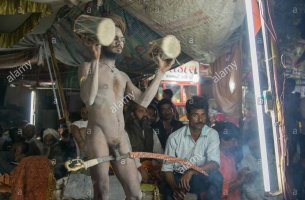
[65, 159, 85, 172]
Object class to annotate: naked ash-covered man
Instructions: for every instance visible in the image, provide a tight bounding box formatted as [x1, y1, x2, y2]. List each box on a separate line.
[78, 14, 174, 200]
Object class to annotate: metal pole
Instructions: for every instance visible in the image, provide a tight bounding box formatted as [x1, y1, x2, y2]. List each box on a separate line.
[258, 0, 283, 194]
[43, 40, 62, 119]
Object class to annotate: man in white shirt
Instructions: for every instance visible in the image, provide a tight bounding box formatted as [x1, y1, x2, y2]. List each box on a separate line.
[162, 96, 223, 200]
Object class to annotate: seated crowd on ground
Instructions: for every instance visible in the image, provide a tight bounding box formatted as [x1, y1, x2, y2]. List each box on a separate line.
[0, 90, 301, 199]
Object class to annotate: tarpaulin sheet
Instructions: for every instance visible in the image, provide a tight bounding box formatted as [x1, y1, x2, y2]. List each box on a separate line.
[114, 0, 245, 63]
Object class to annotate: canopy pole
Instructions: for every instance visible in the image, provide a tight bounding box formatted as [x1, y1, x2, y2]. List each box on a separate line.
[43, 40, 62, 119]
[46, 33, 70, 125]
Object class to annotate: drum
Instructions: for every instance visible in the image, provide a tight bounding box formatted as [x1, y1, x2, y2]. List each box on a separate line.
[146, 35, 181, 61]
[74, 14, 116, 46]
[141, 184, 161, 200]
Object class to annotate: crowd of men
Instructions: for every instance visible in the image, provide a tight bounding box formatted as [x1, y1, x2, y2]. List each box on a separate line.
[0, 88, 292, 200]
[1, 11, 305, 198]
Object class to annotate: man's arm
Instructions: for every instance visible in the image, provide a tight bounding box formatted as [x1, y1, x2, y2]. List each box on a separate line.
[204, 129, 220, 170]
[125, 56, 174, 108]
[188, 130, 220, 174]
[200, 161, 219, 171]
[164, 171, 178, 190]
[161, 136, 186, 199]
[79, 45, 101, 106]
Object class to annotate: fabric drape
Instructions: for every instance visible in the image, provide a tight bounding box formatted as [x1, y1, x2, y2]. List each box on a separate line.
[211, 43, 242, 120]
[0, 0, 52, 48]
[10, 156, 55, 200]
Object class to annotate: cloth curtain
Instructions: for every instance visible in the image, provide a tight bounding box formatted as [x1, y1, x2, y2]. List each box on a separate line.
[210, 43, 242, 120]
[0, 0, 52, 48]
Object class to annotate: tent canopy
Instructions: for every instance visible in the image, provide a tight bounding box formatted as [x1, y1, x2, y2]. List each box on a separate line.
[0, 0, 245, 76]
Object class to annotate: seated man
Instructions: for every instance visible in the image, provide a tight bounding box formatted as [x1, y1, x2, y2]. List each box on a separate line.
[213, 122, 248, 200]
[125, 102, 163, 154]
[125, 102, 163, 183]
[162, 96, 223, 200]
[42, 128, 68, 180]
[22, 124, 43, 155]
[152, 99, 184, 150]
[162, 89, 179, 120]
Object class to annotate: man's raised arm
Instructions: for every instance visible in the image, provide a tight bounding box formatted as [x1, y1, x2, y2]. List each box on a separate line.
[125, 56, 174, 108]
[79, 45, 101, 106]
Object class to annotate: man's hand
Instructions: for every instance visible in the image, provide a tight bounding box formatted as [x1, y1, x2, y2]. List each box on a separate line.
[173, 188, 186, 200]
[179, 169, 195, 192]
[156, 55, 175, 73]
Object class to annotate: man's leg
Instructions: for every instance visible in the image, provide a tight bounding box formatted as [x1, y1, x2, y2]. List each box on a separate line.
[110, 133, 142, 200]
[86, 126, 110, 200]
[206, 170, 223, 200]
[187, 170, 222, 200]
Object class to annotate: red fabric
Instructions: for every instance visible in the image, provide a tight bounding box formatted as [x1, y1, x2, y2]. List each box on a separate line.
[10, 156, 55, 200]
[220, 152, 241, 200]
[252, 0, 262, 35]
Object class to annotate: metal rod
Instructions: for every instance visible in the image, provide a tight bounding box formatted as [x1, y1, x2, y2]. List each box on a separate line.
[43, 40, 62, 119]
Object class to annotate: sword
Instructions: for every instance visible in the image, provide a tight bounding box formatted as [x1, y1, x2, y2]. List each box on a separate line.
[65, 152, 208, 176]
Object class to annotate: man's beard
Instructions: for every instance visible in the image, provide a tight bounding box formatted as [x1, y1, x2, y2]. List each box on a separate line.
[102, 47, 119, 60]
[140, 116, 151, 128]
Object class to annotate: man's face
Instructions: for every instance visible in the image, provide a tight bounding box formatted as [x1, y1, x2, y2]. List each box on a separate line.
[44, 135, 57, 146]
[104, 27, 125, 55]
[22, 125, 35, 139]
[134, 106, 148, 121]
[187, 108, 206, 130]
[147, 107, 157, 124]
[160, 104, 173, 120]
[134, 106, 150, 127]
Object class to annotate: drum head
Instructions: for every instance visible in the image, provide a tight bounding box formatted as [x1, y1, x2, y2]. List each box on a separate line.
[97, 18, 116, 46]
[161, 35, 181, 59]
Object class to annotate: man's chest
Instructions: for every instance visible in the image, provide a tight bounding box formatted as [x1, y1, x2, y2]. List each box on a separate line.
[176, 138, 207, 161]
[98, 70, 126, 95]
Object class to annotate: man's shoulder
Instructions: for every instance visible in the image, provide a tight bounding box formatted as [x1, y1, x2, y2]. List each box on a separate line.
[204, 126, 219, 136]
[168, 126, 187, 141]
[172, 119, 184, 126]
[117, 70, 129, 79]
[152, 120, 163, 128]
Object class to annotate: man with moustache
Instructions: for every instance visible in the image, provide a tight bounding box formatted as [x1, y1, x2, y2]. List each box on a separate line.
[79, 14, 174, 200]
[162, 96, 223, 200]
[125, 102, 163, 154]
[152, 99, 184, 150]
[125, 102, 163, 183]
